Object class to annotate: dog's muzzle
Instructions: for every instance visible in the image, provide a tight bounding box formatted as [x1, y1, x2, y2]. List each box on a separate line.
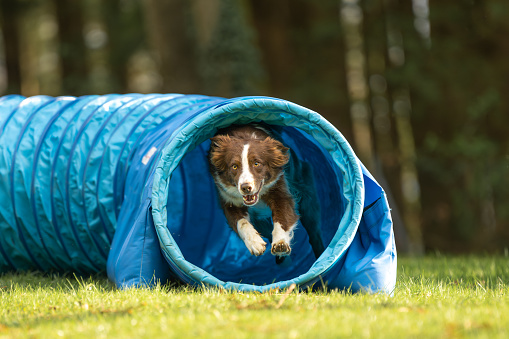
[242, 192, 259, 206]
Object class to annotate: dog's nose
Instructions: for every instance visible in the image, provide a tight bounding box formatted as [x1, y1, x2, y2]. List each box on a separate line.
[240, 183, 253, 194]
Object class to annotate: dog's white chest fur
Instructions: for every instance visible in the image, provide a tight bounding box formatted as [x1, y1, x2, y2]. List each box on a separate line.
[215, 181, 245, 207]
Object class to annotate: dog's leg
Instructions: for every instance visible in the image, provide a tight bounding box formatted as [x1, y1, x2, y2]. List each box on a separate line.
[223, 204, 266, 256]
[237, 217, 267, 256]
[264, 187, 299, 257]
[271, 221, 295, 257]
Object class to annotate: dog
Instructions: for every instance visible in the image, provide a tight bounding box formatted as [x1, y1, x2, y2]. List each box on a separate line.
[208, 124, 325, 263]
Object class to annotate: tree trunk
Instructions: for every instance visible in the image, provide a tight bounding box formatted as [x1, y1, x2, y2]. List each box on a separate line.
[361, 0, 412, 253]
[53, 0, 89, 95]
[0, 0, 22, 94]
[143, 0, 199, 93]
[248, 0, 294, 97]
[340, 0, 375, 171]
[102, 0, 145, 93]
[382, 0, 425, 254]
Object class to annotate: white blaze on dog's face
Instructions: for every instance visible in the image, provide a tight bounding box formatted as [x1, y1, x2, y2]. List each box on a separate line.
[209, 129, 289, 207]
[238, 144, 256, 197]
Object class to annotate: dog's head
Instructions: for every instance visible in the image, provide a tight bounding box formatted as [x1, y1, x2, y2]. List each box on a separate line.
[209, 131, 289, 206]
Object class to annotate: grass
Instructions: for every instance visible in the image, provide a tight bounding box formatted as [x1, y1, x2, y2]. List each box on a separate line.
[0, 255, 508, 338]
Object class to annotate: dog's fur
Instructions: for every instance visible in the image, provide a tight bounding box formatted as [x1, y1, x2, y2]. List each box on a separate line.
[208, 124, 325, 262]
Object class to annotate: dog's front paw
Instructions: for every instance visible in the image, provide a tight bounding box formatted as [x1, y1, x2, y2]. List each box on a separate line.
[245, 235, 267, 256]
[271, 240, 291, 256]
[271, 221, 293, 257]
[237, 218, 267, 256]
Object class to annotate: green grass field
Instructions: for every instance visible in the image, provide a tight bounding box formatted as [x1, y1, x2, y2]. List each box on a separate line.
[1, 255, 508, 338]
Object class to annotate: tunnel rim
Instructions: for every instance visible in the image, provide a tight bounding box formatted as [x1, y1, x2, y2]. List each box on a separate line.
[151, 96, 365, 292]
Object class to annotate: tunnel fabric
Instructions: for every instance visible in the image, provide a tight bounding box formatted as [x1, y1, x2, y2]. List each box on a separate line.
[0, 94, 396, 293]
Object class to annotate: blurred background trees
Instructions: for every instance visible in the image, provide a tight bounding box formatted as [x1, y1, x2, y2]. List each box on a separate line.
[0, 0, 507, 254]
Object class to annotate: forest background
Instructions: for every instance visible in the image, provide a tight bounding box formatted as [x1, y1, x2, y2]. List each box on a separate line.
[0, 0, 507, 254]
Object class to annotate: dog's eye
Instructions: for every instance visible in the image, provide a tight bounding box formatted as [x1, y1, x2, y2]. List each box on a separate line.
[254, 161, 260, 167]
[232, 164, 238, 170]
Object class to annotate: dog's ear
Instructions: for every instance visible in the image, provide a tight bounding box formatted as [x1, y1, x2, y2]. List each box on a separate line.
[265, 138, 289, 168]
[210, 135, 230, 149]
[209, 135, 230, 171]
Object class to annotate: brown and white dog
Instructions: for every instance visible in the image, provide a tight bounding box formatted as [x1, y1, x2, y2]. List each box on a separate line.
[208, 124, 325, 262]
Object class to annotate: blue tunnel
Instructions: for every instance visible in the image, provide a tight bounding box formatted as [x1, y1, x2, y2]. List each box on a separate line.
[0, 94, 396, 293]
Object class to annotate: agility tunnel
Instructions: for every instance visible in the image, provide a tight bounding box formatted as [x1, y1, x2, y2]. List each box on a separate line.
[0, 94, 396, 293]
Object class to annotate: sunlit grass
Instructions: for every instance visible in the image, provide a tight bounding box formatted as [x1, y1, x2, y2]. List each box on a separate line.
[0, 255, 508, 338]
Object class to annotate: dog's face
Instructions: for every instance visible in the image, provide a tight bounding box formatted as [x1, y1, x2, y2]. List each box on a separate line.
[209, 133, 289, 206]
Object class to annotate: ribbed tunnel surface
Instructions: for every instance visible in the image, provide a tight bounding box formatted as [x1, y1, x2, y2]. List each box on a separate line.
[0, 94, 396, 293]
